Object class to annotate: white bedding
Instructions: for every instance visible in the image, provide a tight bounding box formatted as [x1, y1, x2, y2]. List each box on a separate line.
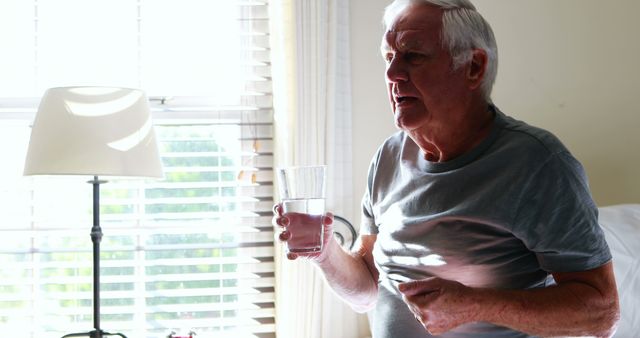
[598, 204, 640, 337]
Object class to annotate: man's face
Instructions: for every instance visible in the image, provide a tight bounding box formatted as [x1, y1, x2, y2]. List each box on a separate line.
[381, 4, 470, 133]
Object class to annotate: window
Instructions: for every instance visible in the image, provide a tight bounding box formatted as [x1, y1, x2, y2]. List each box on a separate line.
[0, 1, 275, 337]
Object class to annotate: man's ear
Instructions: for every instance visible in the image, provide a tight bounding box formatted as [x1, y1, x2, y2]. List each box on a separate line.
[467, 48, 488, 90]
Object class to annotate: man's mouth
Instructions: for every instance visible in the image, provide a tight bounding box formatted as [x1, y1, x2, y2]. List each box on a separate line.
[395, 96, 417, 105]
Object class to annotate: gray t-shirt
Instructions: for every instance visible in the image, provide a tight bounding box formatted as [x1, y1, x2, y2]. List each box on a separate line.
[361, 107, 611, 338]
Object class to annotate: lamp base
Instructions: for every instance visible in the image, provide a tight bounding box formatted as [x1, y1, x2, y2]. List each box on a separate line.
[61, 329, 128, 338]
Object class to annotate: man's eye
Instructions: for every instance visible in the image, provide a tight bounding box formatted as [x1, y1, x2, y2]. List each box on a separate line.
[405, 52, 426, 64]
[384, 54, 394, 63]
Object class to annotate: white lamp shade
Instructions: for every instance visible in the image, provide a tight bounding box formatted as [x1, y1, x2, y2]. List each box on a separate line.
[24, 86, 164, 178]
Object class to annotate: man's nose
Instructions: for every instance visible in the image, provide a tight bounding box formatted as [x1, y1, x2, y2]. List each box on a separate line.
[386, 57, 409, 83]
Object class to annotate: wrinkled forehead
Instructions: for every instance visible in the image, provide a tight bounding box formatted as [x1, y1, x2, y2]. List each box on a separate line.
[380, 4, 443, 52]
[381, 29, 431, 53]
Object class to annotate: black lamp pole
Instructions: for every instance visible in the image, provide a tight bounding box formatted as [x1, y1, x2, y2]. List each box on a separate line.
[61, 176, 127, 338]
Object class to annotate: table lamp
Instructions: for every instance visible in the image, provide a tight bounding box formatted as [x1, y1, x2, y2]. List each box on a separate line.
[23, 86, 164, 338]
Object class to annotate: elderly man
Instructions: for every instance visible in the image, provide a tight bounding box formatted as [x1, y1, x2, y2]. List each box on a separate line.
[274, 0, 620, 337]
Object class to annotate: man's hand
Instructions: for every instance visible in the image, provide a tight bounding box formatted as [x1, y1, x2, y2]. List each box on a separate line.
[272, 203, 335, 261]
[398, 263, 619, 337]
[398, 277, 478, 335]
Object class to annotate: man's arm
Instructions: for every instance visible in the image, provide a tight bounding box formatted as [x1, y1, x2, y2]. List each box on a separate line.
[314, 234, 379, 313]
[274, 203, 380, 313]
[399, 262, 620, 337]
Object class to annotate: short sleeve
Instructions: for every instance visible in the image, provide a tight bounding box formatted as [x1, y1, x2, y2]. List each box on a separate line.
[361, 190, 378, 235]
[513, 151, 612, 272]
[360, 149, 381, 235]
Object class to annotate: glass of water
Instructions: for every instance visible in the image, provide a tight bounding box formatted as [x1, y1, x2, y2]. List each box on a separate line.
[276, 165, 326, 253]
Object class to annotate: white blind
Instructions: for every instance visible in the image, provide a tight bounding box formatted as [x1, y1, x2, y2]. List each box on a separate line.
[0, 1, 275, 338]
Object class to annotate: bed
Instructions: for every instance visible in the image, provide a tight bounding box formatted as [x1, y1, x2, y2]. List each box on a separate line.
[598, 204, 640, 337]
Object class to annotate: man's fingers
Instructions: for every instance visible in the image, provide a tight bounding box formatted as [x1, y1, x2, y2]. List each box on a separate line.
[286, 252, 298, 260]
[405, 290, 439, 308]
[398, 278, 439, 296]
[275, 216, 289, 227]
[271, 204, 284, 228]
[278, 230, 291, 241]
[322, 212, 334, 226]
[272, 203, 283, 216]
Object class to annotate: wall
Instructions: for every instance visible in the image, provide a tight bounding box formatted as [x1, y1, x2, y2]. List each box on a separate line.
[350, 0, 640, 220]
[350, 0, 396, 224]
[475, 0, 640, 206]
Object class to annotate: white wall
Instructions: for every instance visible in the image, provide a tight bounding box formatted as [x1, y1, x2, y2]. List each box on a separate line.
[350, 0, 397, 224]
[350, 0, 640, 219]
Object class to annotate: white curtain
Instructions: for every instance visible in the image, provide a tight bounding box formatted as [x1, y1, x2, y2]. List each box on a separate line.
[269, 0, 370, 337]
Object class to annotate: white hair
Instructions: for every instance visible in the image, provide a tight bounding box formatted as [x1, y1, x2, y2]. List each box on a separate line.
[383, 0, 498, 102]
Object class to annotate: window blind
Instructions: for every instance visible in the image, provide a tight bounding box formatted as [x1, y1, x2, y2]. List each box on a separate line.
[0, 1, 275, 338]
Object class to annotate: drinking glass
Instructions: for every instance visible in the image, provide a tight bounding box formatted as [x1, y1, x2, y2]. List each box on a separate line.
[276, 165, 326, 253]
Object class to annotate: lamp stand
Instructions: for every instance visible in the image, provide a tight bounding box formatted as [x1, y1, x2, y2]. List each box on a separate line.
[61, 176, 127, 338]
